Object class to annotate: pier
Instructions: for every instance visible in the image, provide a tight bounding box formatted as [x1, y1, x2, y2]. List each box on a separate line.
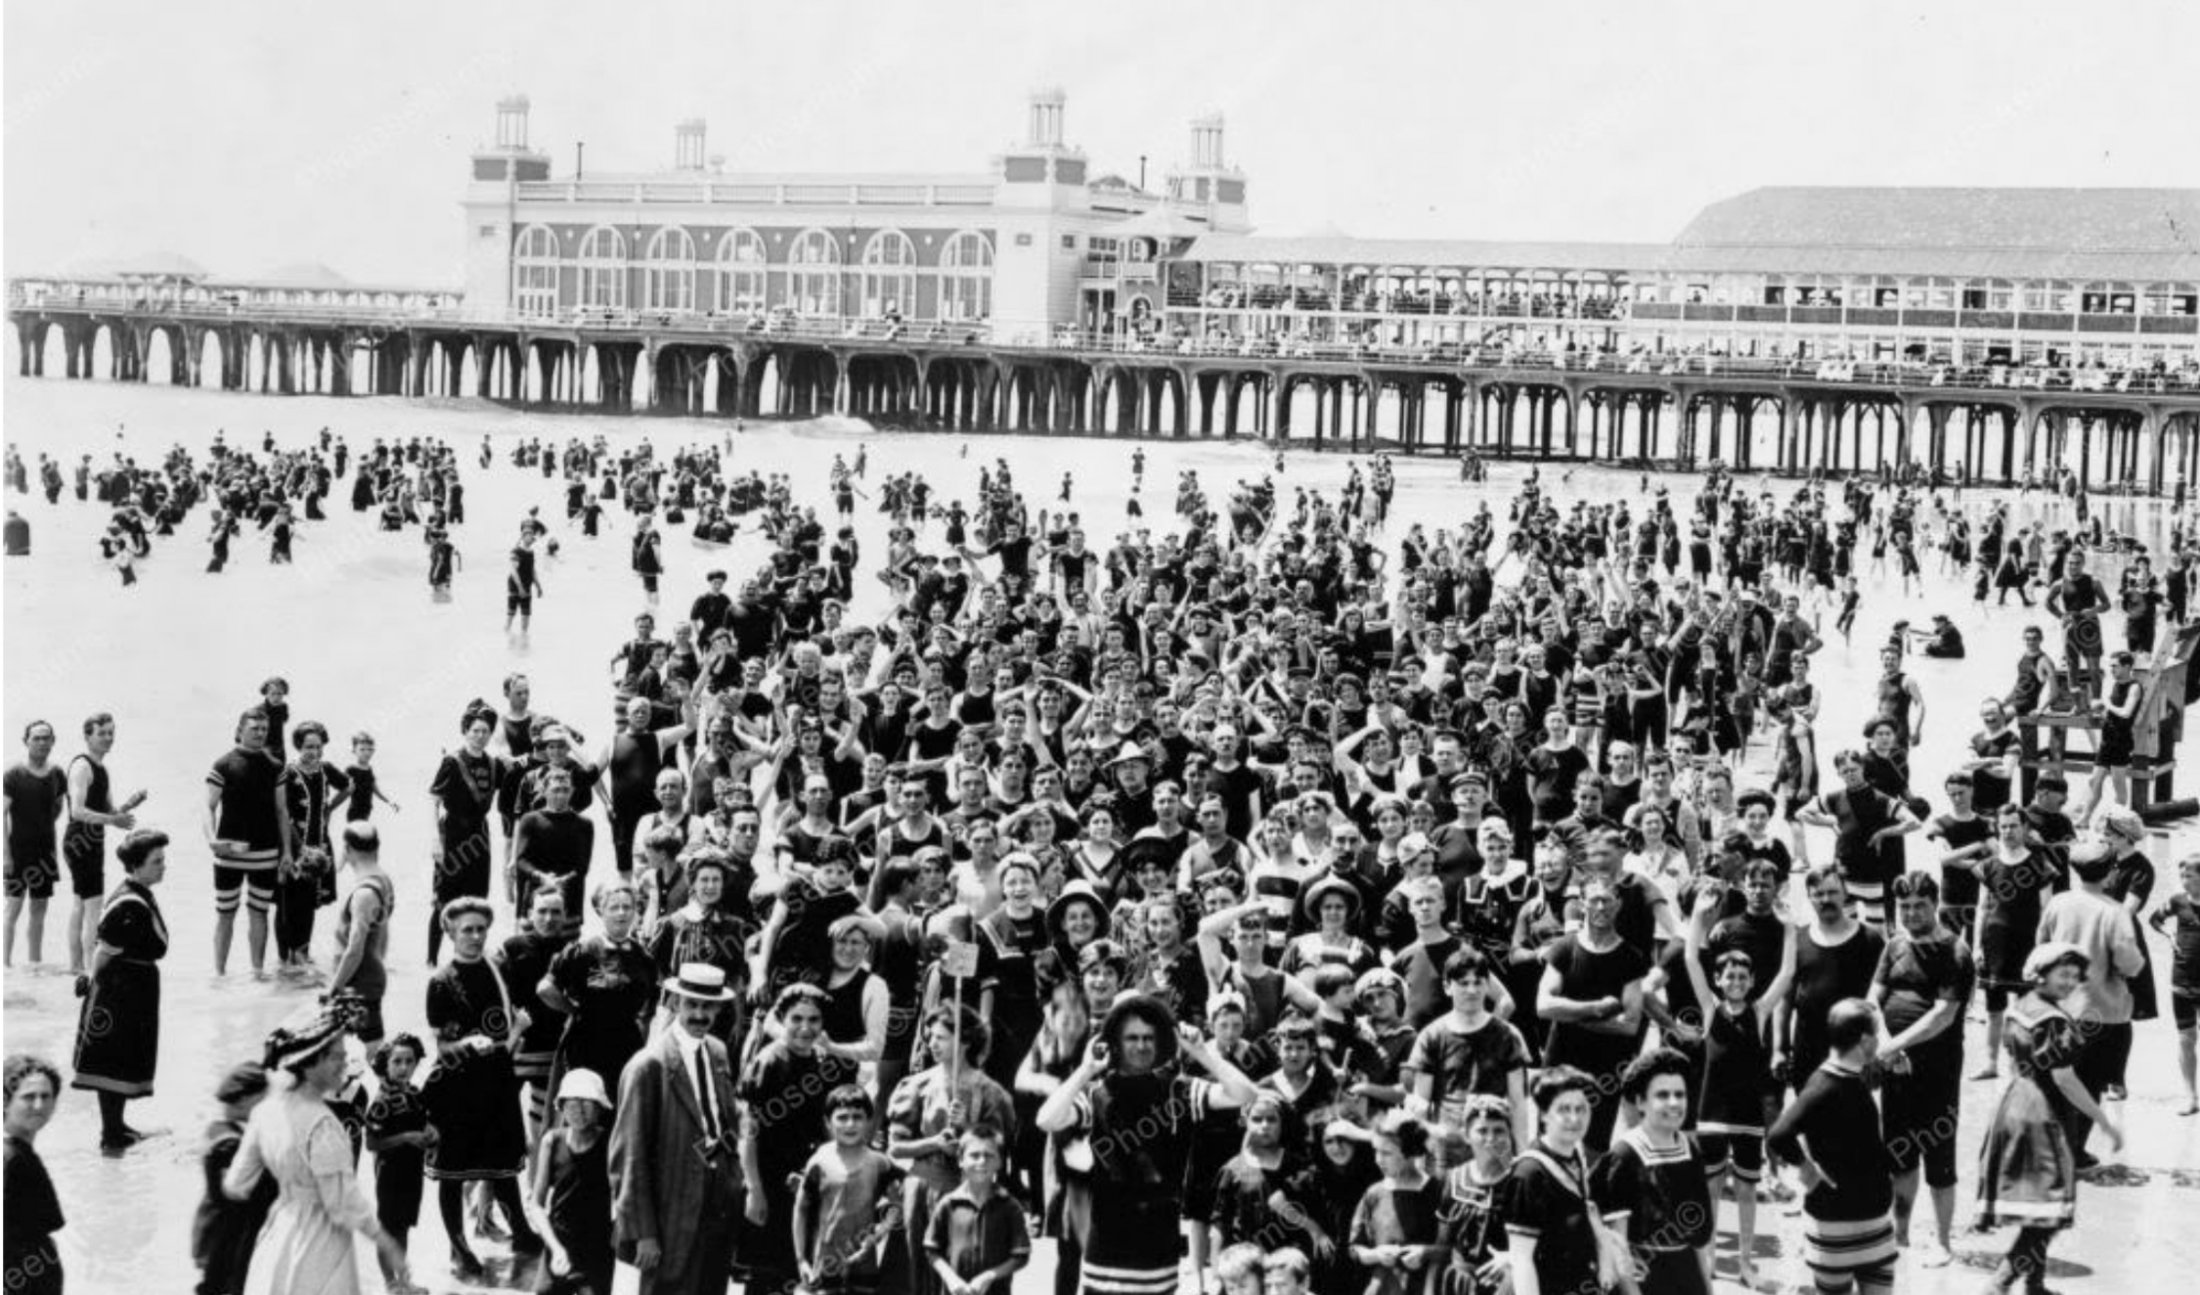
[12, 286, 2200, 491]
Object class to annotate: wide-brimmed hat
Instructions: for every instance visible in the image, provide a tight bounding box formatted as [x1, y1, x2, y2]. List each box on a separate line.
[664, 962, 738, 1003]
[555, 1068, 614, 1110]
[263, 1004, 353, 1071]
[1118, 835, 1176, 875]
[1301, 874, 1363, 921]
[1046, 881, 1110, 943]
[1105, 740, 1152, 768]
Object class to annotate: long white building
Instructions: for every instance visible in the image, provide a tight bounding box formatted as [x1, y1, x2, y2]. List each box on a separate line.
[459, 91, 1250, 344]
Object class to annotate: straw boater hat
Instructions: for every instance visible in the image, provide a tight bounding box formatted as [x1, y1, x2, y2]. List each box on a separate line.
[554, 1068, 614, 1110]
[664, 962, 738, 1003]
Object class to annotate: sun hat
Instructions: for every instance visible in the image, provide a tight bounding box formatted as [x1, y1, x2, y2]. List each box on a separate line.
[555, 1068, 614, 1110]
[1105, 740, 1152, 768]
[1301, 874, 1363, 921]
[1046, 881, 1110, 943]
[263, 1003, 354, 1071]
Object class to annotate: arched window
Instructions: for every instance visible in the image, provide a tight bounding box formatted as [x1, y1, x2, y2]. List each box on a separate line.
[644, 228, 696, 313]
[788, 228, 842, 317]
[859, 229, 917, 319]
[514, 225, 559, 318]
[715, 228, 767, 314]
[937, 230, 993, 321]
[577, 226, 626, 310]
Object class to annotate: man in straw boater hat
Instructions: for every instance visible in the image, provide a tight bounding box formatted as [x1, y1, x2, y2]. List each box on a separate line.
[609, 963, 742, 1295]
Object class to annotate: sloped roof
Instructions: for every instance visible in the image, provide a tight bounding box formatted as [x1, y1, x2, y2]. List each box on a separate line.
[1180, 233, 1664, 272]
[67, 251, 212, 280]
[114, 251, 211, 279]
[255, 262, 352, 289]
[1667, 187, 2200, 281]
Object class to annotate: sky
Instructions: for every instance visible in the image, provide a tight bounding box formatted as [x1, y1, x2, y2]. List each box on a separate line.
[5, 0, 2197, 288]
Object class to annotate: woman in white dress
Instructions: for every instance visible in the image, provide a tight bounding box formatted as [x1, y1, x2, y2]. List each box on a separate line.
[224, 1006, 408, 1295]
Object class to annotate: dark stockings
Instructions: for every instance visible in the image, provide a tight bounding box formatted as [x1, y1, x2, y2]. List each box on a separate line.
[437, 1177, 538, 1262]
[96, 1091, 134, 1144]
[1997, 1226, 2055, 1293]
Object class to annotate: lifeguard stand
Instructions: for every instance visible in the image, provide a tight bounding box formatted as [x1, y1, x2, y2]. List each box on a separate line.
[2018, 618, 2200, 812]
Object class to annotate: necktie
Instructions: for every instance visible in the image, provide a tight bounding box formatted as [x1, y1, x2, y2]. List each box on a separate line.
[692, 1045, 719, 1142]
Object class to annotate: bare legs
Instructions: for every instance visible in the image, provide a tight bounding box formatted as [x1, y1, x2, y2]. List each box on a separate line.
[68, 893, 98, 974]
[3, 894, 48, 966]
[212, 906, 269, 977]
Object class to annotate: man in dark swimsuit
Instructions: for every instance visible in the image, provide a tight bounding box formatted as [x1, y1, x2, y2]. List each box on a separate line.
[2046, 548, 2110, 700]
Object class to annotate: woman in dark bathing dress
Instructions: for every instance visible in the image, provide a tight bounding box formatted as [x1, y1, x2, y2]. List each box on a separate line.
[422, 897, 540, 1278]
[4, 1055, 66, 1295]
[1503, 1066, 1608, 1295]
[71, 828, 171, 1153]
[426, 706, 501, 964]
[739, 984, 859, 1295]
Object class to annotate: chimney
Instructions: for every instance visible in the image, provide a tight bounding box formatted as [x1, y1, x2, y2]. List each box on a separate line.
[1026, 88, 1065, 149]
[675, 118, 707, 171]
[1190, 113, 1224, 169]
[495, 95, 531, 151]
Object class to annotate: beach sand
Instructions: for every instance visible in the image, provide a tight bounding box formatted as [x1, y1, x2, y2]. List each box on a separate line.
[3, 374, 2195, 1293]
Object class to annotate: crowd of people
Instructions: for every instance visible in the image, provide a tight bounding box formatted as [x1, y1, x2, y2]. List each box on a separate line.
[7, 426, 2200, 1295]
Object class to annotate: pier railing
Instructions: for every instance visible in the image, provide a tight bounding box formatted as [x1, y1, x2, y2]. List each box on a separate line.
[13, 285, 2200, 395]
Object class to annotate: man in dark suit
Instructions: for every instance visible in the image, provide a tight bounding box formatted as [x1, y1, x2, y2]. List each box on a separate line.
[611, 963, 742, 1295]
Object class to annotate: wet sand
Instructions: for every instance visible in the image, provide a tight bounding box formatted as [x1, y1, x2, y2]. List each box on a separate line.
[2, 374, 2196, 1293]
